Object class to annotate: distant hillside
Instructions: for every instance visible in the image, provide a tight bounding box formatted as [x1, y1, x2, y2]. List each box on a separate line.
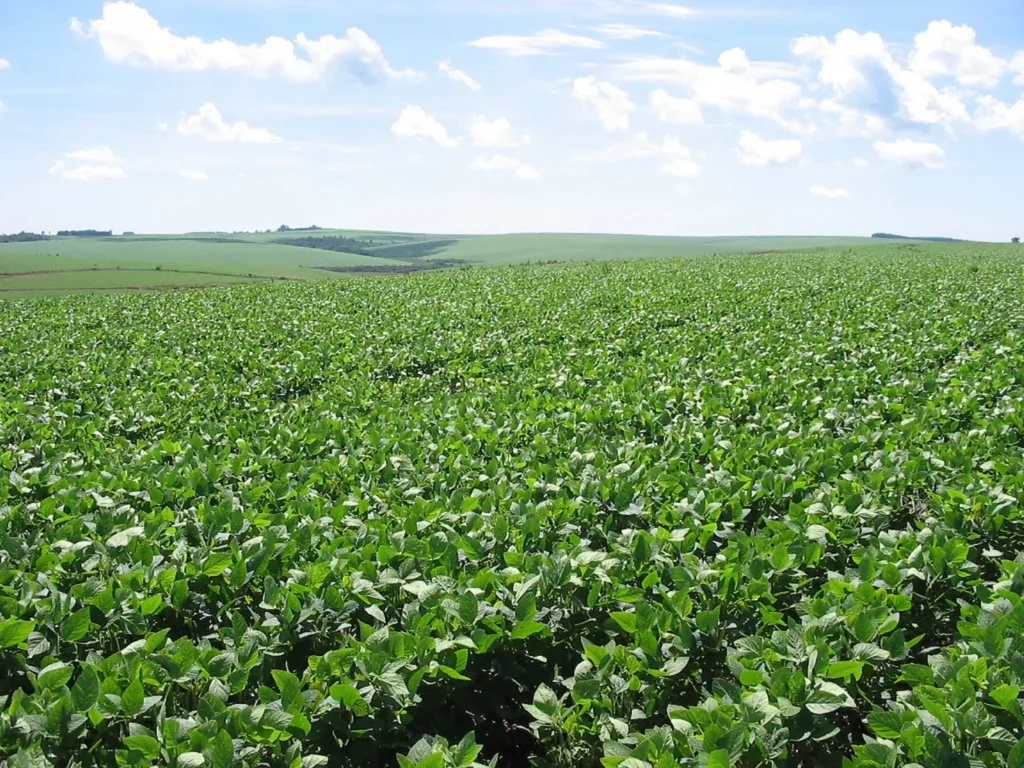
[872, 233, 968, 243]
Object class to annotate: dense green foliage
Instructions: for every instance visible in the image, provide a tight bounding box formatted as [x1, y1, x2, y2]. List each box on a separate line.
[0, 233, 49, 244]
[274, 236, 378, 256]
[1, 244, 1023, 768]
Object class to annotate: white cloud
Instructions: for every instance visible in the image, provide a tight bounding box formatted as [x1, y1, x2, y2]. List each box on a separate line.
[974, 95, 1024, 138]
[810, 185, 849, 198]
[794, 29, 970, 130]
[908, 21, 1005, 88]
[49, 161, 127, 182]
[179, 103, 281, 144]
[470, 154, 542, 180]
[66, 146, 118, 163]
[736, 131, 802, 166]
[590, 131, 700, 179]
[1011, 52, 1024, 86]
[873, 138, 946, 169]
[469, 116, 531, 147]
[438, 60, 481, 90]
[0, 58, 9, 69]
[852, 157, 870, 167]
[650, 89, 703, 124]
[392, 106, 459, 147]
[156, 121, 168, 131]
[72, 1, 419, 83]
[573, 76, 635, 131]
[612, 48, 804, 130]
[644, 3, 700, 18]
[590, 24, 664, 40]
[179, 169, 208, 181]
[469, 29, 605, 57]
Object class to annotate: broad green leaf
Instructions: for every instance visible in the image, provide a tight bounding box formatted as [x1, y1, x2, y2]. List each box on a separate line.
[0, 619, 35, 648]
[61, 608, 92, 643]
[121, 679, 145, 716]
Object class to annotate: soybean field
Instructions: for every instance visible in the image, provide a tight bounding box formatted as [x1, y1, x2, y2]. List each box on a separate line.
[1, 243, 1023, 768]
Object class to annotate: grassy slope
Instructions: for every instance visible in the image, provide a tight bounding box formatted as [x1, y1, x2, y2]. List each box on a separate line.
[432, 234, 901, 265]
[0, 231, 927, 295]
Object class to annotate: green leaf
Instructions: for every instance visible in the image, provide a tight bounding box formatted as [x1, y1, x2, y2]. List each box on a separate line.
[272, 669, 303, 713]
[122, 679, 145, 716]
[209, 730, 235, 768]
[1010, 737, 1024, 768]
[707, 749, 730, 768]
[458, 593, 479, 625]
[71, 666, 101, 711]
[0, 618, 35, 648]
[510, 620, 547, 640]
[107, 526, 145, 548]
[7, 746, 53, 768]
[771, 544, 790, 570]
[991, 684, 1020, 710]
[178, 754, 206, 767]
[61, 608, 92, 643]
[125, 735, 162, 760]
[330, 684, 369, 716]
[610, 612, 637, 634]
[867, 709, 904, 739]
[826, 660, 864, 682]
[740, 669, 764, 687]
[202, 553, 233, 577]
[36, 662, 73, 691]
[697, 607, 721, 634]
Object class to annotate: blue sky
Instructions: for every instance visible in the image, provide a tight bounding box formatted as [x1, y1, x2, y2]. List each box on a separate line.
[0, 0, 1022, 238]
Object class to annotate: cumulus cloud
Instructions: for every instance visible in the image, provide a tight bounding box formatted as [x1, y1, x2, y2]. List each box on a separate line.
[179, 169, 208, 180]
[974, 95, 1024, 138]
[66, 146, 118, 163]
[438, 60, 481, 90]
[908, 20, 1006, 88]
[873, 138, 946, 169]
[469, 116, 531, 147]
[794, 29, 969, 131]
[392, 106, 459, 147]
[71, 1, 419, 83]
[590, 24, 664, 40]
[49, 161, 127, 182]
[1013, 53, 1024, 85]
[49, 146, 127, 181]
[810, 185, 849, 198]
[179, 103, 281, 144]
[612, 47, 805, 130]
[650, 89, 703, 124]
[852, 157, 871, 167]
[573, 76, 635, 132]
[469, 29, 605, 57]
[590, 132, 700, 179]
[736, 131, 802, 165]
[470, 154, 542, 180]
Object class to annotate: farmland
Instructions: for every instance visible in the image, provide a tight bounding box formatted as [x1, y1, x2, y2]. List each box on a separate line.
[1, 242, 1023, 768]
[0, 232, 910, 297]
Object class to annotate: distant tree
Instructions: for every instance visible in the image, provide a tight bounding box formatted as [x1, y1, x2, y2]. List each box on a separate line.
[1013, 237, 1021, 244]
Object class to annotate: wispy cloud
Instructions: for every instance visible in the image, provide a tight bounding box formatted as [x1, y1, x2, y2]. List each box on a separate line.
[439, 60, 482, 89]
[470, 154, 542, 180]
[590, 24, 664, 40]
[469, 29, 605, 56]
